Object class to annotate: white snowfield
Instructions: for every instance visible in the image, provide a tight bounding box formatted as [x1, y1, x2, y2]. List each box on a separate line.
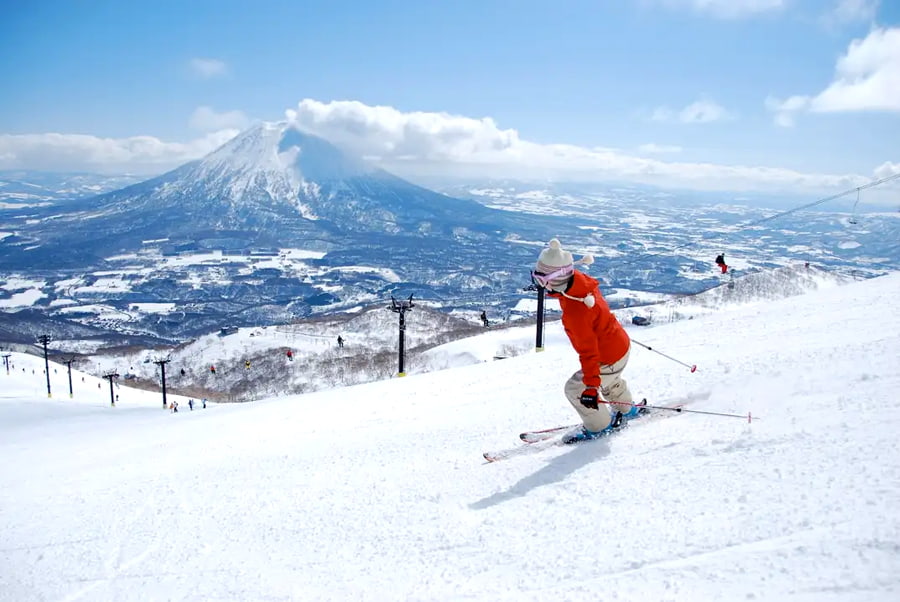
[2, 272, 899, 601]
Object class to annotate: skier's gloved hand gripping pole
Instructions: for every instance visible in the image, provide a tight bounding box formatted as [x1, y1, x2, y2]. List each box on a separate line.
[579, 389, 600, 410]
[631, 339, 697, 373]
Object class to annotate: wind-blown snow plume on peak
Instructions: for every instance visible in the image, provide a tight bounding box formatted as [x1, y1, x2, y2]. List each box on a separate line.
[179, 121, 378, 219]
[199, 121, 372, 184]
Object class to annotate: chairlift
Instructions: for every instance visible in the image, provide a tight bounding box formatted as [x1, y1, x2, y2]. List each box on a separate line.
[848, 188, 860, 225]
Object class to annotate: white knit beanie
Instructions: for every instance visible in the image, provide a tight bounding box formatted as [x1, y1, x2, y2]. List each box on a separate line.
[535, 238, 597, 306]
[535, 239, 574, 285]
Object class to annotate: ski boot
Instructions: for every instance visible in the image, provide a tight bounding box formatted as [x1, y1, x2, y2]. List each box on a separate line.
[561, 425, 609, 445]
[619, 398, 649, 421]
[603, 399, 650, 432]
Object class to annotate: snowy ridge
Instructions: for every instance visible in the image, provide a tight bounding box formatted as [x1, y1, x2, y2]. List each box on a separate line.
[1, 271, 898, 599]
[85, 303, 484, 401]
[0, 171, 145, 205]
[68, 264, 866, 400]
[612, 263, 861, 324]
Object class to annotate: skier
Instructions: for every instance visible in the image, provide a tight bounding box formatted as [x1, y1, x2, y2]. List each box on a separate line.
[480, 310, 489, 327]
[531, 239, 639, 443]
[337, 335, 344, 348]
[715, 253, 728, 274]
[202, 398, 207, 409]
[189, 399, 194, 411]
[286, 349, 293, 361]
[244, 360, 251, 370]
[210, 365, 216, 374]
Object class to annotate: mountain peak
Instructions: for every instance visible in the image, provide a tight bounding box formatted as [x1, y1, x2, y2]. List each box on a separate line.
[199, 121, 372, 184]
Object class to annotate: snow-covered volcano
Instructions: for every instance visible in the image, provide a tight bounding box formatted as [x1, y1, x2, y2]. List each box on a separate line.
[0, 122, 513, 268]
[148, 122, 487, 231]
[0, 123, 558, 340]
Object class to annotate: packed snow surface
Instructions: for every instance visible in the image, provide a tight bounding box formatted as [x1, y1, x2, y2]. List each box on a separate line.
[1, 272, 899, 600]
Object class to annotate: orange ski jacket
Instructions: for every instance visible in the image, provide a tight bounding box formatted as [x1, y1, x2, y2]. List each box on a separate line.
[548, 271, 631, 389]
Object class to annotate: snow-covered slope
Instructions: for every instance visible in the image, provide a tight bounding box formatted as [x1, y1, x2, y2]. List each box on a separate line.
[612, 263, 862, 324]
[1, 272, 899, 600]
[0, 170, 144, 205]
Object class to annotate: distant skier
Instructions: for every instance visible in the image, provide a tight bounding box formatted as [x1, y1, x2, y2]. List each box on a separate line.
[337, 335, 344, 348]
[480, 310, 489, 327]
[172, 400, 179, 413]
[202, 398, 207, 409]
[210, 365, 216, 375]
[286, 349, 293, 361]
[715, 253, 728, 274]
[180, 368, 186, 376]
[531, 239, 638, 444]
[189, 399, 194, 411]
[244, 360, 251, 370]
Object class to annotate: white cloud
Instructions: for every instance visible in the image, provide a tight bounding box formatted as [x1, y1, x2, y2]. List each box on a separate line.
[813, 27, 900, 111]
[651, 99, 733, 123]
[874, 161, 900, 178]
[1, 99, 888, 196]
[764, 94, 811, 127]
[637, 143, 683, 154]
[824, 0, 879, 25]
[286, 99, 521, 163]
[286, 99, 869, 194]
[189, 57, 228, 79]
[655, 0, 786, 19]
[767, 27, 900, 125]
[0, 130, 240, 174]
[189, 106, 250, 132]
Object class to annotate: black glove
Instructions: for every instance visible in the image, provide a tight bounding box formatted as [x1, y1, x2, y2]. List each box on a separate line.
[579, 388, 599, 410]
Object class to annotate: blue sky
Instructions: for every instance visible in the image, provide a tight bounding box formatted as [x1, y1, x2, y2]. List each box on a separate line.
[0, 0, 898, 194]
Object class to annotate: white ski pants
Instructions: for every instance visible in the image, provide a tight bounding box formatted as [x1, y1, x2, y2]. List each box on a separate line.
[563, 347, 634, 432]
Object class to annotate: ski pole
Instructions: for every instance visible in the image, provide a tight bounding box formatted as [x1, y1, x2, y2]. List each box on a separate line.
[631, 339, 697, 372]
[602, 399, 757, 423]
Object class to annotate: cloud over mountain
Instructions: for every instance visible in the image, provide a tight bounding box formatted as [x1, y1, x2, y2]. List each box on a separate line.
[0, 98, 884, 194]
[287, 99, 862, 193]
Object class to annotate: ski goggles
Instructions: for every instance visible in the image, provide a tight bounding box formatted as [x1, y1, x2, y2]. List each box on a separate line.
[531, 265, 574, 288]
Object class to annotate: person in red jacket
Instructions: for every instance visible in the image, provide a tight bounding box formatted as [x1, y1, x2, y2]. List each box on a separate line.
[532, 239, 639, 443]
[715, 253, 728, 274]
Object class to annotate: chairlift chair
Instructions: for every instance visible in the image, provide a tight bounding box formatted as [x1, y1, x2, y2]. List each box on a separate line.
[849, 188, 860, 225]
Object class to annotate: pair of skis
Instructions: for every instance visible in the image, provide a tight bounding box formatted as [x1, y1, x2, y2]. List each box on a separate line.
[482, 400, 677, 463]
